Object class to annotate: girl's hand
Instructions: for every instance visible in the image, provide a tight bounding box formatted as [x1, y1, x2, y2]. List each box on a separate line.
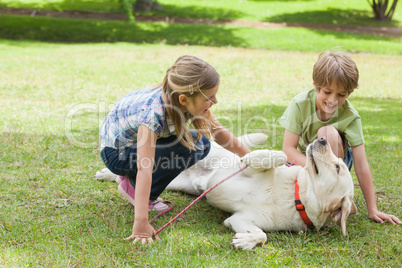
[369, 209, 402, 225]
[124, 221, 160, 244]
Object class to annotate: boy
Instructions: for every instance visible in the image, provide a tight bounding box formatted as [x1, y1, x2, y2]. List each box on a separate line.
[279, 51, 401, 225]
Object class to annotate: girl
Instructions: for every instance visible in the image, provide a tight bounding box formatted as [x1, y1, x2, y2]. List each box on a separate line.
[100, 55, 251, 245]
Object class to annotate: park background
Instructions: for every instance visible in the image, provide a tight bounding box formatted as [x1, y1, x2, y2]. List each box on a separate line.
[0, 0, 401, 267]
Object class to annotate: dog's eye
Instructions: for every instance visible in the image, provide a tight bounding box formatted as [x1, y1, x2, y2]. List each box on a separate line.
[335, 164, 340, 174]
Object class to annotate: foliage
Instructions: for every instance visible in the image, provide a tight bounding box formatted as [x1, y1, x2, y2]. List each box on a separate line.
[119, 0, 135, 22]
[367, 0, 399, 21]
[134, 0, 163, 12]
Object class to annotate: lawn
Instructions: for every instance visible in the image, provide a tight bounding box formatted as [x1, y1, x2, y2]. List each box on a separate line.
[0, 42, 401, 267]
[1, 0, 401, 27]
[0, 14, 401, 55]
[0, 0, 401, 267]
[1, 0, 401, 55]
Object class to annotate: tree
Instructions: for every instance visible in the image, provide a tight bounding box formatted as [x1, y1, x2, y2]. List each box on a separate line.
[119, 0, 163, 22]
[133, 0, 163, 12]
[120, 0, 135, 22]
[367, 0, 399, 21]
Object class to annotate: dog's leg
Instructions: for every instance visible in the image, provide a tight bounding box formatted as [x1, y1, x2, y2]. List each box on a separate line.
[237, 133, 268, 149]
[94, 168, 119, 182]
[241, 150, 287, 176]
[224, 214, 267, 250]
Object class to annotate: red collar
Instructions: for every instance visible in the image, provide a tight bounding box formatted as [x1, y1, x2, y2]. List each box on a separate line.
[295, 180, 314, 227]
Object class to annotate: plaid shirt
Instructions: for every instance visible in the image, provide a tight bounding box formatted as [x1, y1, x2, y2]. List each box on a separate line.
[100, 87, 175, 149]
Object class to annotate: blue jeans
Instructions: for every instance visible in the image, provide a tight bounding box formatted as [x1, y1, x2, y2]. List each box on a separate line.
[344, 146, 353, 171]
[340, 132, 353, 171]
[100, 131, 210, 200]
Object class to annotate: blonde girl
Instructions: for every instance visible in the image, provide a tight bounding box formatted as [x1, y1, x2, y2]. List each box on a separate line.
[100, 55, 250, 244]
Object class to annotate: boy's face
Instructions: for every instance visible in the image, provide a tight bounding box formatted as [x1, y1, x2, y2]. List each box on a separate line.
[314, 81, 348, 119]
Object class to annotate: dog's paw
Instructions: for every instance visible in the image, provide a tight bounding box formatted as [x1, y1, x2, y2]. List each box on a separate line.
[241, 150, 287, 170]
[230, 232, 267, 250]
[94, 168, 118, 182]
[238, 133, 268, 149]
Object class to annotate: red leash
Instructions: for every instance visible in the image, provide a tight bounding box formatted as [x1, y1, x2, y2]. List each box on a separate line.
[152, 165, 248, 237]
[149, 201, 175, 223]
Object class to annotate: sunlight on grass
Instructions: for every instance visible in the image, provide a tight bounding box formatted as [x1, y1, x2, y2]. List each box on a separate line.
[0, 0, 121, 12]
[1, 14, 401, 54]
[0, 248, 31, 266]
[1, 0, 401, 26]
[0, 42, 401, 266]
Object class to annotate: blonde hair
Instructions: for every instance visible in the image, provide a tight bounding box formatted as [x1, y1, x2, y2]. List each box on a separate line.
[156, 55, 220, 151]
[313, 51, 359, 95]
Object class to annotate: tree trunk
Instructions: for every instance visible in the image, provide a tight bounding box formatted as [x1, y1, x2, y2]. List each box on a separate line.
[134, 0, 163, 12]
[367, 0, 399, 21]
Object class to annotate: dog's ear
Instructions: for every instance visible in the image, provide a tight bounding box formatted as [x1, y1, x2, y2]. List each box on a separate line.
[328, 197, 356, 236]
[328, 198, 343, 224]
[350, 200, 358, 215]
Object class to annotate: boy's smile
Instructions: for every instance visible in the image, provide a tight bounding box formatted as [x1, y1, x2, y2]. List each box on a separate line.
[314, 82, 348, 121]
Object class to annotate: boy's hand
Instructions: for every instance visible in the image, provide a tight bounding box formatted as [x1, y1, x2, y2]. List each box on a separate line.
[369, 209, 402, 225]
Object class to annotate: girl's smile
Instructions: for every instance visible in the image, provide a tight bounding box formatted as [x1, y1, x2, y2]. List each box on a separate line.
[181, 84, 219, 117]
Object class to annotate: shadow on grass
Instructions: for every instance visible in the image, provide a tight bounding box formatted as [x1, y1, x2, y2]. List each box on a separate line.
[0, 14, 247, 46]
[299, 28, 398, 42]
[0, 0, 121, 13]
[1, 14, 400, 53]
[149, 4, 245, 21]
[348, 96, 401, 192]
[249, 0, 314, 2]
[265, 8, 401, 27]
[212, 103, 288, 150]
[350, 96, 402, 144]
[351, 96, 402, 127]
[0, 1, 246, 20]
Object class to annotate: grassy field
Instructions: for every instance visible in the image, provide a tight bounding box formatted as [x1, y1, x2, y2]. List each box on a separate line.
[0, 0, 401, 267]
[0, 14, 401, 55]
[1, 0, 401, 27]
[0, 42, 401, 267]
[1, 0, 401, 55]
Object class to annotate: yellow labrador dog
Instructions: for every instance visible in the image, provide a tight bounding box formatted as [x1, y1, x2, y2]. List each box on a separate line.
[95, 134, 357, 250]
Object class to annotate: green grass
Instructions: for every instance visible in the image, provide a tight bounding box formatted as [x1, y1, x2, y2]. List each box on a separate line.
[0, 42, 401, 266]
[1, 0, 401, 27]
[1, 14, 401, 55]
[155, 0, 402, 27]
[1, 0, 401, 55]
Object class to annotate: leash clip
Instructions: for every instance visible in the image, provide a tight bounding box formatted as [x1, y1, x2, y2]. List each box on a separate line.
[295, 200, 305, 211]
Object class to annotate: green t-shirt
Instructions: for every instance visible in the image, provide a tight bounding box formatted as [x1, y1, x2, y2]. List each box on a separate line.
[279, 88, 364, 155]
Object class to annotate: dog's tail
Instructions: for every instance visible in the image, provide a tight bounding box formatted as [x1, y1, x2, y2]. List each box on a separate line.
[238, 133, 268, 149]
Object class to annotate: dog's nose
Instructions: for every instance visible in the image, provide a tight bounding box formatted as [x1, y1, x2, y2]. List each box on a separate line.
[318, 137, 327, 145]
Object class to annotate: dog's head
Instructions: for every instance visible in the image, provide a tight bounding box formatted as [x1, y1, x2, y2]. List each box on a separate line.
[305, 137, 357, 236]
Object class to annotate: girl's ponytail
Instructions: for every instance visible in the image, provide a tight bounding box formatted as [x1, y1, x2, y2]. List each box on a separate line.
[161, 55, 220, 151]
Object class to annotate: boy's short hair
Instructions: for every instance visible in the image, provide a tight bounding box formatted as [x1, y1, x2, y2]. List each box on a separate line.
[313, 51, 359, 95]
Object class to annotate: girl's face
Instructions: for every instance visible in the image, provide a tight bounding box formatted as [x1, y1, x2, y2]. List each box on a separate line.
[181, 84, 219, 117]
[315, 81, 348, 121]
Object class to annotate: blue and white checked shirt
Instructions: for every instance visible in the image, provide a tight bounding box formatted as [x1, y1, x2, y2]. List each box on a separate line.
[100, 87, 175, 149]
